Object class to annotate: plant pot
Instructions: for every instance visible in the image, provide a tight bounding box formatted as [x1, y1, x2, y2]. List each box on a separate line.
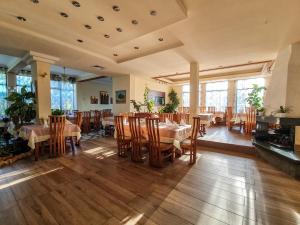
[276, 113, 287, 118]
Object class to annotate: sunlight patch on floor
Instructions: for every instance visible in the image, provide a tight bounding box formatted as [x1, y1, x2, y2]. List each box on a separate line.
[0, 167, 63, 190]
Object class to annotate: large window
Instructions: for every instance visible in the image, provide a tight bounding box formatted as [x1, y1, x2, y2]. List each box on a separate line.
[181, 84, 201, 107]
[51, 80, 76, 110]
[16, 75, 32, 93]
[236, 77, 265, 113]
[206, 81, 228, 112]
[0, 72, 7, 116]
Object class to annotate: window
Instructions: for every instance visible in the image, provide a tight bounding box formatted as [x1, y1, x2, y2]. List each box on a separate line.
[0, 72, 7, 116]
[16, 75, 32, 93]
[236, 77, 265, 113]
[51, 80, 76, 110]
[206, 81, 228, 112]
[181, 84, 201, 107]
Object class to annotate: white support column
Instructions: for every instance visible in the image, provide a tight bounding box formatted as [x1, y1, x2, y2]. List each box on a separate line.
[227, 80, 236, 111]
[7, 72, 17, 95]
[200, 82, 206, 107]
[23, 51, 59, 120]
[189, 62, 199, 119]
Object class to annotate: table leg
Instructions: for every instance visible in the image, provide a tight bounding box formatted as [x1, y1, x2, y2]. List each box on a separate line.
[35, 143, 39, 161]
[70, 137, 75, 156]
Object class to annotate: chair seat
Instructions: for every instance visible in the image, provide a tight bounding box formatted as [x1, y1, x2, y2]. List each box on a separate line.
[159, 143, 173, 152]
[181, 138, 192, 149]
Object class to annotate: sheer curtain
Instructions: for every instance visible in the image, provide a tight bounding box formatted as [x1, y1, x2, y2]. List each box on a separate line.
[51, 80, 76, 110]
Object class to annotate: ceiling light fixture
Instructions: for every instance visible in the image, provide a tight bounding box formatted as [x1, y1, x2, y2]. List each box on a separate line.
[131, 20, 138, 25]
[60, 12, 69, 18]
[77, 39, 83, 43]
[112, 5, 120, 12]
[150, 10, 157, 16]
[31, 0, 39, 4]
[116, 27, 122, 32]
[134, 46, 139, 50]
[104, 34, 110, 38]
[16, 16, 26, 22]
[158, 37, 163, 42]
[71, 1, 80, 7]
[97, 16, 104, 21]
[84, 24, 92, 29]
[92, 65, 105, 70]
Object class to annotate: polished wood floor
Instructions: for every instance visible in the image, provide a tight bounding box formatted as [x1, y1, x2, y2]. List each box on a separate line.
[0, 133, 300, 225]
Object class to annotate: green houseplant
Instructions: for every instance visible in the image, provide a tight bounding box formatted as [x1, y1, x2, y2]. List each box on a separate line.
[160, 88, 180, 113]
[5, 86, 36, 129]
[245, 84, 266, 112]
[51, 109, 65, 116]
[275, 105, 291, 117]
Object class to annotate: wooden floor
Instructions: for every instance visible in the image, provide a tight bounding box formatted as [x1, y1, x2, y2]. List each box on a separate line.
[0, 133, 300, 225]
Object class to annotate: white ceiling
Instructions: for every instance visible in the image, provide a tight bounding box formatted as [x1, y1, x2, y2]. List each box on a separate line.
[0, 0, 299, 79]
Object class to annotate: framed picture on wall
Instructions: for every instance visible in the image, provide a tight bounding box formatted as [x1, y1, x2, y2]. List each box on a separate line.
[115, 90, 126, 104]
[90, 96, 98, 104]
[100, 91, 109, 104]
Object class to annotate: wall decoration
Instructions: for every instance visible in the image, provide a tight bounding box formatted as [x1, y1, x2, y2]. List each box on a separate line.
[148, 90, 165, 106]
[115, 90, 126, 104]
[90, 96, 98, 104]
[100, 91, 109, 104]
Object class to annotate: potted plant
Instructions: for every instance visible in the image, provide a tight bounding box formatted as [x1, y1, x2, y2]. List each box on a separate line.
[51, 109, 65, 116]
[160, 88, 180, 113]
[275, 106, 290, 118]
[245, 84, 266, 114]
[130, 100, 143, 112]
[5, 86, 36, 130]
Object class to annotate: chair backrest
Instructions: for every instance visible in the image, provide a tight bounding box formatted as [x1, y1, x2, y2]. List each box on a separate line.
[226, 107, 233, 127]
[94, 110, 101, 130]
[173, 113, 189, 124]
[83, 111, 91, 132]
[114, 116, 126, 140]
[128, 116, 143, 143]
[191, 116, 201, 143]
[207, 106, 216, 114]
[146, 118, 160, 150]
[49, 115, 66, 146]
[135, 112, 151, 118]
[245, 107, 256, 133]
[75, 112, 83, 128]
[199, 106, 206, 113]
[159, 113, 174, 122]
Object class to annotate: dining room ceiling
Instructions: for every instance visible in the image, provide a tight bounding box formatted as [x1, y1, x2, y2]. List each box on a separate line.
[0, 0, 299, 79]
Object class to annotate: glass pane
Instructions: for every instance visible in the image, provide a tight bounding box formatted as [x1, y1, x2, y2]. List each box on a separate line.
[182, 92, 189, 107]
[206, 90, 228, 112]
[0, 73, 7, 116]
[237, 78, 265, 89]
[51, 89, 61, 109]
[61, 90, 74, 110]
[182, 84, 190, 92]
[51, 80, 60, 89]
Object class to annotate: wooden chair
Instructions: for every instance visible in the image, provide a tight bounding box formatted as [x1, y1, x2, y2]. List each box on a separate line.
[146, 118, 174, 167]
[114, 116, 131, 157]
[226, 107, 243, 132]
[245, 107, 256, 134]
[128, 116, 148, 162]
[93, 110, 101, 131]
[49, 115, 66, 157]
[207, 106, 216, 114]
[159, 113, 174, 122]
[181, 116, 201, 164]
[83, 111, 91, 133]
[199, 106, 206, 113]
[74, 112, 83, 145]
[173, 113, 190, 124]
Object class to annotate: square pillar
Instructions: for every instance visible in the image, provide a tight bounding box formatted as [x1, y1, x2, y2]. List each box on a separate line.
[189, 62, 199, 119]
[7, 72, 17, 94]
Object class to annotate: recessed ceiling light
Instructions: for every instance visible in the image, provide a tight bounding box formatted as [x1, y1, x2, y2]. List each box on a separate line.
[131, 20, 138, 25]
[113, 53, 118, 57]
[60, 12, 69, 18]
[16, 16, 26, 22]
[97, 16, 104, 21]
[31, 0, 39, 4]
[134, 46, 139, 50]
[112, 5, 120, 12]
[104, 34, 110, 38]
[92, 65, 105, 70]
[116, 27, 122, 32]
[150, 10, 157, 16]
[71, 1, 80, 7]
[84, 24, 92, 29]
[77, 39, 83, 43]
[158, 37, 163, 42]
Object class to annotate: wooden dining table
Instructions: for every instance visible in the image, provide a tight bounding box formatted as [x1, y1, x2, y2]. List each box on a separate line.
[119, 121, 192, 149]
[19, 121, 81, 150]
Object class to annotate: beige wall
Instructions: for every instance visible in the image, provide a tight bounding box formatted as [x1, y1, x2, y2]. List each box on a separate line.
[112, 75, 131, 115]
[77, 81, 112, 111]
